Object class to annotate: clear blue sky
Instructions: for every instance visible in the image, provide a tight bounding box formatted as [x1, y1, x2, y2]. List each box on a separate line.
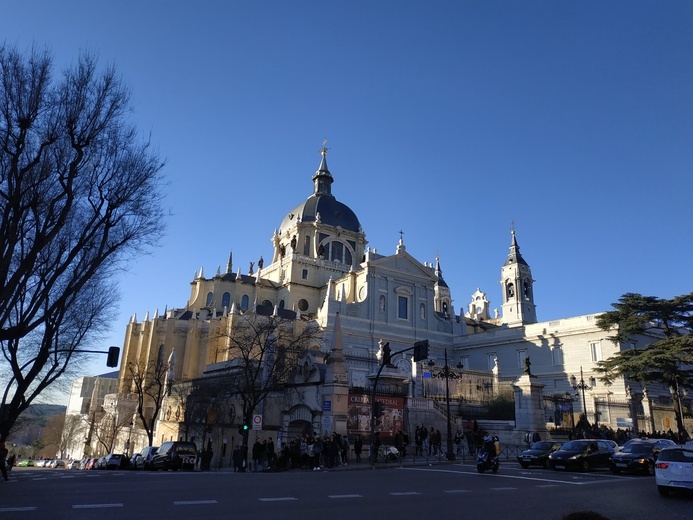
[2, 2, 692, 402]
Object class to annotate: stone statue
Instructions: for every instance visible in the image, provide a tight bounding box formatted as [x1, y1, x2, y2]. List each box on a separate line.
[249, 261, 254, 275]
[258, 256, 264, 269]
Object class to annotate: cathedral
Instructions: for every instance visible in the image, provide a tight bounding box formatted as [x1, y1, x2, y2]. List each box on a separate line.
[112, 146, 682, 459]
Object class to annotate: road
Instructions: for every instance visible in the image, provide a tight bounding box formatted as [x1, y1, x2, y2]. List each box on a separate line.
[1, 462, 691, 520]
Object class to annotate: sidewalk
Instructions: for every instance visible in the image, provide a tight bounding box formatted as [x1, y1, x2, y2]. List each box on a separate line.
[212, 450, 474, 473]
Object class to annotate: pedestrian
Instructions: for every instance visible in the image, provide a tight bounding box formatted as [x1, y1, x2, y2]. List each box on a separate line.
[232, 445, 242, 472]
[354, 435, 362, 463]
[0, 442, 9, 481]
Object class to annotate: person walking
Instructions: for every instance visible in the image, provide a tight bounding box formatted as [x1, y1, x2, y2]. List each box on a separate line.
[0, 442, 9, 481]
[354, 435, 362, 463]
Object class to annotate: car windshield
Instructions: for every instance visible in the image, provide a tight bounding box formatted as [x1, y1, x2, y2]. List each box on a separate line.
[531, 442, 554, 450]
[658, 448, 693, 463]
[621, 443, 652, 454]
[561, 441, 590, 451]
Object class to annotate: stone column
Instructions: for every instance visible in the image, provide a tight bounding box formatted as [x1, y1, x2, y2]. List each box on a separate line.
[513, 373, 546, 437]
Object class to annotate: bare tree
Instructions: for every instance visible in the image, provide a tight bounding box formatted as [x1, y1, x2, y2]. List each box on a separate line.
[60, 414, 85, 459]
[212, 311, 321, 467]
[0, 44, 166, 441]
[128, 359, 170, 447]
[92, 409, 131, 455]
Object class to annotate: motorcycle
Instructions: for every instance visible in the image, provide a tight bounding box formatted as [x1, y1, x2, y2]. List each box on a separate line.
[476, 446, 500, 473]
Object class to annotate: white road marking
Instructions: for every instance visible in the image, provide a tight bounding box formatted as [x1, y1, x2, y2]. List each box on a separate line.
[174, 500, 218, 505]
[32, 477, 47, 481]
[390, 492, 421, 496]
[401, 466, 616, 486]
[490, 487, 517, 491]
[258, 497, 298, 502]
[73, 503, 123, 509]
[0, 507, 38, 512]
[444, 489, 472, 493]
[328, 494, 363, 499]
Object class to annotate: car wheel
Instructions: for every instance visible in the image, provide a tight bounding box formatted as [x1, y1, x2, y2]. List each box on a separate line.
[477, 465, 485, 474]
[519, 462, 529, 469]
[645, 462, 654, 476]
[542, 459, 550, 469]
[657, 485, 670, 497]
[580, 460, 590, 472]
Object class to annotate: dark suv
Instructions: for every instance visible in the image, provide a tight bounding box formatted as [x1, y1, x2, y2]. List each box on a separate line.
[151, 441, 198, 471]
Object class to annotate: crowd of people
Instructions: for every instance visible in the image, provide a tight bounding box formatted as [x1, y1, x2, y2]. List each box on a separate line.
[243, 432, 354, 472]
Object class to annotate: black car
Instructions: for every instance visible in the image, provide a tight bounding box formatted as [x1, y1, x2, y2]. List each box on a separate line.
[549, 439, 613, 472]
[517, 441, 564, 468]
[151, 441, 197, 471]
[609, 439, 672, 475]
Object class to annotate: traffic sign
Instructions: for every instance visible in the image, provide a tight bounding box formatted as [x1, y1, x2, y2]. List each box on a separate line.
[252, 414, 263, 430]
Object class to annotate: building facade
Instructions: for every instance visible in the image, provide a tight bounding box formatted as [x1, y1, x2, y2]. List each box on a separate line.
[107, 147, 686, 461]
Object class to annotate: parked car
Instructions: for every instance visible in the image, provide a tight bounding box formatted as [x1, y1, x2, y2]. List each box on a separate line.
[610, 439, 672, 475]
[18, 459, 34, 467]
[94, 456, 108, 469]
[621, 437, 675, 450]
[549, 439, 613, 471]
[70, 460, 81, 470]
[129, 453, 144, 470]
[35, 459, 49, 468]
[105, 453, 128, 470]
[139, 446, 159, 471]
[517, 441, 564, 468]
[655, 444, 693, 496]
[151, 441, 197, 471]
[50, 459, 65, 468]
[85, 458, 97, 470]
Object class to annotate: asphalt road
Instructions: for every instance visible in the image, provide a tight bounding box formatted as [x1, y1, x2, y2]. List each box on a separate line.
[1, 462, 691, 520]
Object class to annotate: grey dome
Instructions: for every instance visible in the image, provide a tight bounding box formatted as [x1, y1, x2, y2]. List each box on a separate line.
[281, 194, 361, 233]
[280, 148, 361, 233]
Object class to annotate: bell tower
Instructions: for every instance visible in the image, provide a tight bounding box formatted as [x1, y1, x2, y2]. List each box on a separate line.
[500, 230, 537, 326]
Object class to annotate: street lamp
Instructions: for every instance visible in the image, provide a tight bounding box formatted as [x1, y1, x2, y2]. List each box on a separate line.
[563, 392, 575, 430]
[570, 367, 592, 427]
[428, 349, 456, 461]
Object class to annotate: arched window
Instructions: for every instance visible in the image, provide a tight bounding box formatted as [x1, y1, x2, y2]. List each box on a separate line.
[420, 303, 426, 319]
[507, 283, 515, 300]
[222, 292, 231, 309]
[303, 235, 311, 256]
[206, 292, 214, 306]
[241, 295, 249, 311]
[279, 299, 285, 310]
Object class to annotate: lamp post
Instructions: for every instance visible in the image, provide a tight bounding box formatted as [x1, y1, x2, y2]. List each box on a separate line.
[570, 367, 592, 427]
[444, 349, 455, 461]
[564, 392, 575, 430]
[428, 349, 456, 461]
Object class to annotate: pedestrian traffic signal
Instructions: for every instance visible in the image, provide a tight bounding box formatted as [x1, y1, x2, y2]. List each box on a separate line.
[413, 340, 429, 362]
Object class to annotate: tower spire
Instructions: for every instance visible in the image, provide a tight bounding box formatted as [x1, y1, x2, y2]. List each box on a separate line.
[312, 139, 334, 196]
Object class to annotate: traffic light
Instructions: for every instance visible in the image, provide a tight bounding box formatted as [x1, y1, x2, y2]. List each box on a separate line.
[413, 340, 429, 362]
[373, 401, 384, 419]
[106, 346, 120, 368]
[238, 422, 250, 435]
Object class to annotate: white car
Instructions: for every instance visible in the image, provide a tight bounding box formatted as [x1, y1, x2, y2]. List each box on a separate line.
[655, 444, 693, 496]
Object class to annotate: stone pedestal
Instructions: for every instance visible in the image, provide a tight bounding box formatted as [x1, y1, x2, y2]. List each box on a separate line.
[513, 373, 546, 435]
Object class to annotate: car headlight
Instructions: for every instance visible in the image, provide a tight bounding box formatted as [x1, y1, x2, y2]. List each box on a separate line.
[569, 455, 580, 460]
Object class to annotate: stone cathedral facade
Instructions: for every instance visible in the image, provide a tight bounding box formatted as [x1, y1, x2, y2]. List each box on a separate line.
[112, 147, 682, 459]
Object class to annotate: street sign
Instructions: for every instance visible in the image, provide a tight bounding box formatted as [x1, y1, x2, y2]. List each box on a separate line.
[323, 400, 332, 411]
[252, 414, 263, 430]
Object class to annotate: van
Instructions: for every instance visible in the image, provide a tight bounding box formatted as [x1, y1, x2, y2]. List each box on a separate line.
[151, 441, 197, 471]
